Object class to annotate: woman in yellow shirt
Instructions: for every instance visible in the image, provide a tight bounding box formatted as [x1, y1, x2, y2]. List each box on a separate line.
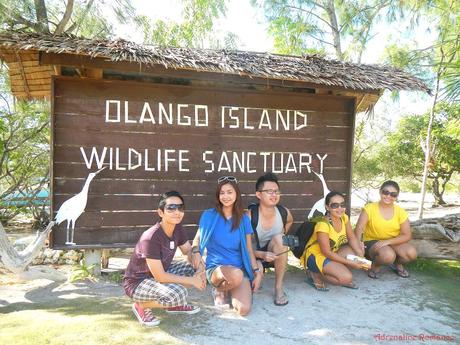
[355, 180, 417, 279]
[301, 191, 366, 291]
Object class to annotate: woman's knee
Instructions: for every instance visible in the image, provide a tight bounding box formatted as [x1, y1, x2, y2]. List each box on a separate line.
[376, 248, 396, 264]
[221, 267, 244, 288]
[399, 246, 417, 263]
[340, 272, 353, 285]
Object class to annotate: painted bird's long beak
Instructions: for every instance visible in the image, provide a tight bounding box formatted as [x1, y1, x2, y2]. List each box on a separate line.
[95, 166, 107, 175]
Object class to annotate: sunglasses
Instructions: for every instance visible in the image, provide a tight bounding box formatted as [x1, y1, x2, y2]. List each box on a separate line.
[217, 176, 238, 184]
[329, 202, 346, 209]
[259, 189, 281, 196]
[164, 203, 185, 212]
[381, 189, 398, 198]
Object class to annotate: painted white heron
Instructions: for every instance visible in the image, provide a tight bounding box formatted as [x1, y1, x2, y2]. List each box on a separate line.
[55, 167, 106, 245]
[307, 170, 331, 219]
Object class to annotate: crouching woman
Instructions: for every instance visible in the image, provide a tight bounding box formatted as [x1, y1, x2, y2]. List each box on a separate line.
[300, 191, 367, 291]
[122, 191, 206, 327]
[191, 176, 263, 316]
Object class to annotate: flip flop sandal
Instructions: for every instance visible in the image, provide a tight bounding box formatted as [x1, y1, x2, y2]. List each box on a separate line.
[389, 264, 410, 278]
[305, 277, 329, 292]
[342, 282, 359, 289]
[367, 269, 380, 279]
[274, 291, 289, 306]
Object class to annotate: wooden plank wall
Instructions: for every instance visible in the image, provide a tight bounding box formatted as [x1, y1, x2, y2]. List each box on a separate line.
[51, 77, 355, 248]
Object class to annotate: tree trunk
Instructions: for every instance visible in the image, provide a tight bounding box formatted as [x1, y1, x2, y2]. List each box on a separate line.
[324, 0, 343, 60]
[34, 0, 50, 33]
[432, 177, 447, 206]
[55, 0, 75, 35]
[417, 73, 440, 219]
[0, 221, 54, 273]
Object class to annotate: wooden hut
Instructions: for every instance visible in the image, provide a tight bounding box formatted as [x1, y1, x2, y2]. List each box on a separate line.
[0, 32, 429, 249]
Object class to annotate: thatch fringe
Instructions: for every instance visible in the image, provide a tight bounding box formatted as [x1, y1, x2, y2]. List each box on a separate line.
[0, 31, 430, 93]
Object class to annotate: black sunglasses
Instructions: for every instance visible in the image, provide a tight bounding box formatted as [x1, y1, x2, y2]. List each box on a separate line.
[381, 189, 398, 198]
[217, 176, 238, 184]
[329, 202, 346, 209]
[164, 203, 185, 212]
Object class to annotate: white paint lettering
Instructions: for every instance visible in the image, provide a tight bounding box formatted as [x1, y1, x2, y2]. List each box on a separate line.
[203, 151, 214, 173]
[80, 146, 107, 169]
[195, 105, 208, 127]
[178, 150, 190, 172]
[128, 148, 142, 170]
[139, 102, 155, 124]
[177, 104, 191, 126]
[105, 100, 120, 123]
[295, 111, 308, 130]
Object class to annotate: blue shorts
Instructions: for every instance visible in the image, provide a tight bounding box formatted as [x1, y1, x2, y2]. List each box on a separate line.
[306, 254, 331, 273]
[206, 265, 249, 285]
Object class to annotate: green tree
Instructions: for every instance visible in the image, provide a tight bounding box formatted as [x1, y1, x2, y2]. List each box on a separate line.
[378, 102, 460, 206]
[0, 93, 50, 224]
[384, 0, 459, 217]
[0, 0, 136, 37]
[135, 0, 234, 48]
[253, 0, 415, 62]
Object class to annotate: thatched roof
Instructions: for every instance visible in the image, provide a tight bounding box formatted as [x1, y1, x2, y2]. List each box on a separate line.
[0, 31, 430, 99]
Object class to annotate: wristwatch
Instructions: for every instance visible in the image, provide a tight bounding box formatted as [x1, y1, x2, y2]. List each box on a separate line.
[191, 246, 200, 254]
[253, 267, 260, 273]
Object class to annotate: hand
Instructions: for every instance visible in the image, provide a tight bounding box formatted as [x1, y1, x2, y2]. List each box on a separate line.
[251, 270, 263, 292]
[192, 271, 206, 291]
[263, 251, 276, 263]
[348, 260, 365, 270]
[373, 240, 390, 251]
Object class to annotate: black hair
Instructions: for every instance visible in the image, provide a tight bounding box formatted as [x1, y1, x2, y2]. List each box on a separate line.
[380, 180, 400, 193]
[255, 172, 279, 191]
[325, 191, 345, 206]
[158, 190, 184, 210]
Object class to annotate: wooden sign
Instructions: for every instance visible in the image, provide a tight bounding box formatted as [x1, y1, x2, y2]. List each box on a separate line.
[51, 77, 355, 248]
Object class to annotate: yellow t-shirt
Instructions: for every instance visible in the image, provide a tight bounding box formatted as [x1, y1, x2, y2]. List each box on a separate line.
[300, 214, 349, 270]
[362, 202, 408, 241]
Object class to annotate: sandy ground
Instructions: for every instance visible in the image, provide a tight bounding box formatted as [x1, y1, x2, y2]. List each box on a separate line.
[1, 256, 459, 345]
[1, 197, 459, 344]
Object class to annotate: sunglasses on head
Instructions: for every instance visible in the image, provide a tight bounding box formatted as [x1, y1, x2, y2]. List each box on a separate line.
[381, 189, 398, 198]
[164, 203, 185, 212]
[329, 202, 346, 209]
[217, 176, 238, 184]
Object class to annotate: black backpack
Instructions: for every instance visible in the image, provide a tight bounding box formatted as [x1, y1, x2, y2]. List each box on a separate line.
[288, 220, 316, 259]
[248, 203, 288, 250]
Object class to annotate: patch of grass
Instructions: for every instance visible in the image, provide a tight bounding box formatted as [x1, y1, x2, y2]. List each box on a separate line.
[105, 271, 124, 284]
[407, 258, 460, 316]
[407, 258, 460, 277]
[0, 297, 189, 345]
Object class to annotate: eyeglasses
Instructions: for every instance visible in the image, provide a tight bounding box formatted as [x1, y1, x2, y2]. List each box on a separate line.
[329, 202, 346, 209]
[259, 189, 281, 196]
[217, 176, 238, 184]
[381, 189, 398, 198]
[164, 203, 185, 212]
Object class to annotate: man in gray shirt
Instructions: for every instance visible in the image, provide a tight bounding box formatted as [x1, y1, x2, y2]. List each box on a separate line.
[248, 172, 293, 306]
